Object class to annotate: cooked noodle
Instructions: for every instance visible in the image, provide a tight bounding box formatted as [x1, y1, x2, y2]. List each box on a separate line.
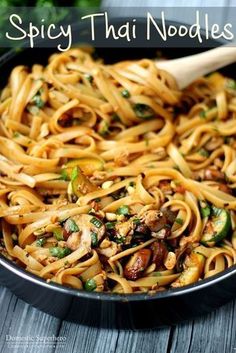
[0, 48, 236, 293]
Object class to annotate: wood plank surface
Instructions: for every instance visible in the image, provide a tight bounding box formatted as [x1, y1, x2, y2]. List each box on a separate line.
[0, 287, 60, 353]
[1, 285, 236, 353]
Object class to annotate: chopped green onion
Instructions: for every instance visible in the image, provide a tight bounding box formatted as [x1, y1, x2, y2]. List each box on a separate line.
[84, 73, 93, 83]
[105, 222, 116, 229]
[111, 113, 121, 122]
[32, 93, 44, 109]
[175, 218, 183, 225]
[49, 247, 71, 259]
[114, 236, 125, 244]
[36, 237, 46, 247]
[71, 166, 78, 182]
[226, 79, 236, 90]
[133, 218, 141, 225]
[66, 219, 80, 233]
[121, 89, 130, 98]
[60, 168, 69, 181]
[84, 278, 97, 292]
[134, 103, 154, 119]
[90, 217, 103, 228]
[98, 120, 109, 136]
[200, 204, 211, 218]
[198, 148, 209, 157]
[199, 110, 206, 119]
[90, 232, 98, 247]
[13, 131, 20, 138]
[117, 205, 130, 216]
[53, 228, 64, 241]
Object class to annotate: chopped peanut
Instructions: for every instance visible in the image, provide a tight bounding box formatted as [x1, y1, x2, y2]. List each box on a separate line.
[164, 252, 177, 270]
[105, 212, 117, 221]
[102, 180, 114, 189]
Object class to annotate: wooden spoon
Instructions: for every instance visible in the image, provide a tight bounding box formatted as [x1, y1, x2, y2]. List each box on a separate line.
[157, 45, 236, 89]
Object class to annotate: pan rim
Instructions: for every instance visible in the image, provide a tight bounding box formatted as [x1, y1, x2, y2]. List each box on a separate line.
[1, 252, 236, 302]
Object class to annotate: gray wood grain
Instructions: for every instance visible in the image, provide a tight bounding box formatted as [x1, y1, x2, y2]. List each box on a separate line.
[169, 301, 236, 353]
[0, 285, 172, 353]
[0, 286, 60, 353]
[1, 284, 236, 353]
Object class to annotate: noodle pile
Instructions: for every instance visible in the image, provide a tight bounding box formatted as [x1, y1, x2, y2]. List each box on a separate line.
[0, 48, 236, 293]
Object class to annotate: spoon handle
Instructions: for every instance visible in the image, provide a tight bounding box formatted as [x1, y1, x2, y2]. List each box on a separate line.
[157, 45, 236, 89]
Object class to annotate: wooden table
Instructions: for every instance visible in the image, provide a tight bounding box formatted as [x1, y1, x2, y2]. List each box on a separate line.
[1, 285, 236, 353]
[1, 1, 236, 352]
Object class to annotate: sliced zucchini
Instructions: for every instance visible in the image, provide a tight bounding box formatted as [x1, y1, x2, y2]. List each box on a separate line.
[201, 207, 231, 247]
[171, 251, 205, 288]
[62, 157, 104, 178]
[71, 166, 97, 197]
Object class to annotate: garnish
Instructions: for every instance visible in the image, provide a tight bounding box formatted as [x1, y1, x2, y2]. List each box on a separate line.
[32, 93, 44, 108]
[90, 232, 98, 247]
[116, 205, 130, 216]
[200, 204, 211, 218]
[114, 236, 125, 244]
[84, 73, 93, 83]
[36, 237, 46, 247]
[53, 228, 64, 241]
[84, 278, 97, 292]
[60, 168, 69, 181]
[13, 131, 20, 138]
[105, 222, 116, 230]
[66, 219, 80, 233]
[198, 148, 210, 157]
[90, 217, 103, 228]
[111, 113, 121, 122]
[98, 120, 109, 136]
[133, 218, 141, 225]
[199, 110, 206, 119]
[226, 79, 236, 90]
[134, 103, 154, 119]
[175, 218, 183, 225]
[49, 247, 71, 259]
[121, 89, 130, 98]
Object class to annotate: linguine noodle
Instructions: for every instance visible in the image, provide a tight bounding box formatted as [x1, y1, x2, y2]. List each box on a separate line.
[0, 48, 236, 294]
